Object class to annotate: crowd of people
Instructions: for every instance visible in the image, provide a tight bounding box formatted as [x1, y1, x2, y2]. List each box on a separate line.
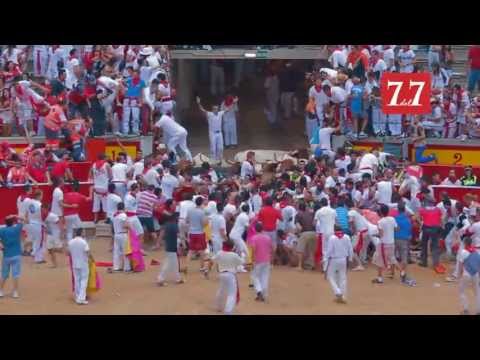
[1, 45, 480, 315]
[0, 139, 479, 314]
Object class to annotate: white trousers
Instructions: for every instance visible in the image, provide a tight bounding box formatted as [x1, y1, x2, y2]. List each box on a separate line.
[459, 273, 480, 313]
[113, 234, 131, 271]
[92, 190, 107, 213]
[114, 183, 127, 200]
[30, 223, 45, 262]
[157, 251, 181, 283]
[223, 117, 238, 146]
[209, 131, 224, 162]
[422, 121, 444, 134]
[388, 114, 402, 136]
[167, 130, 193, 162]
[215, 272, 237, 314]
[280, 92, 296, 119]
[73, 266, 89, 302]
[322, 232, 333, 271]
[327, 258, 348, 298]
[65, 214, 82, 243]
[122, 98, 140, 135]
[37, 116, 45, 137]
[253, 262, 271, 297]
[372, 107, 387, 134]
[230, 234, 249, 257]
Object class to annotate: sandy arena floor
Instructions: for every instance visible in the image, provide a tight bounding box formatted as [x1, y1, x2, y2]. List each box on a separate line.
[0, 235, 469, 315]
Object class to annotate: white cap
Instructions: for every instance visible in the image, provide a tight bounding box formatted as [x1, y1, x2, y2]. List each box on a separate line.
[140, 46, 154, 56]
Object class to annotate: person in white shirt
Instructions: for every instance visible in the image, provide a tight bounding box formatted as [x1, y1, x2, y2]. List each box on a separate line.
[358, 151, 379, 179]
[221, 95, 240, 148]
[457, 236, 480, 315]
[334, 148, 351, 173]
[240, 151, 255, 180]
[97, 73, 120, 132]
[111, 155, 131, 199]
[154, 113, 192, 162]
[124, 183, 145, 243]
[178, 192, 196, 248]
[441, 170, 462, 186]
[314, 198, 337, 271]
[375, 172, 394, 206]
[212, 239, 244, 315]
[382, 45, 396, 72]
[308, 78, 330, 129]
[112, 202, 132, 273]
[229, 204, 251, 272]
[372, 205, 399, 284]
[197, 96, 238, 163]
[422, 99, 444, 137]
[45, 211, 62, 268]
[161, 166, 180, 200]
[328, 46, 347, 69]
[33, 45, 49, 78]
[105, 183, 122, 251]
[210, 203, 228, 254]
[67, 228, 90, 305]
[397, 45, 416, 73]
[345, 198, 370, 269]
[142, 160, 162, 188]
[90, 154, 112, 224]
[314, 120, 340, 162]
[25, 190, 45, 264]
[325, 226, 353, 304]
[51, 177, 64, 220]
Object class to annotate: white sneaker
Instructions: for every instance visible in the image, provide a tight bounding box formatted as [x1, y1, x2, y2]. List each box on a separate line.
[11, 291, 19, 299]
[0, 290, 4, 298]
[352, 265, 365, 272]
[237, 265, 248, 273]
[358, 132, 368, 138]
[81, 300, 89, 305]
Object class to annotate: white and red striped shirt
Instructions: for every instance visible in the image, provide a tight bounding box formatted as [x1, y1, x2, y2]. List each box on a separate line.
[136, 190, 158, 218]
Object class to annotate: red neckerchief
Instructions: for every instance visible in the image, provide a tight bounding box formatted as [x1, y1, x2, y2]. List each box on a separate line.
[159, 80, 169, 88]
[224, 95, 234, 107]
[94, 160, 106, 170]
[334, 231, 344, 238]
[142, 166, 150, 175]
[222, 243, 234, 252]
[465, 245, 476, 253]
[132, 76, 140, 86]
[314, 85, 322, 93]
[444, 100, 451, 114]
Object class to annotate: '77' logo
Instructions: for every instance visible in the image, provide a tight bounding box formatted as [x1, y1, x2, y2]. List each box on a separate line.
[380, 72, 431, 115]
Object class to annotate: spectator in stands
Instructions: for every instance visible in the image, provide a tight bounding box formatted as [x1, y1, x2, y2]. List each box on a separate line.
[460, 166, 478, 186]
[27, 150, 51, 184]
[442, 169, 462, 186]
[7, 157, 36, 185]
[467, 45, 480, 93]
[50, 151, 74, 182]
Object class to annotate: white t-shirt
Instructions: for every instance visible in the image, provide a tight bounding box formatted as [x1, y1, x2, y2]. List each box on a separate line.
[314, 206, 336, 235]
[373, 58, 387, 74]
[133, 160, 144, 177]
[97, 76, 119, 92]
[27, 199, 42, 225]
[111, 163, 129, 182]
[308, 86, 330, 116]
[330, 86, 347, 104]
[45, 212, 60, 239]
[155, 114, 186, 137]
[378, 216, 397, 245]
[240, 161, 254, 179]
[143, 168, 161, 187]
[51, 187, 64, 217]
[92, 163, 110, 190]
[469, 222, 480, 248]
[230, 212, 250, 238]
[161, 174, 179, 200]
[113, 212, 128, 234]
[207, 111, 225, 133]
[348, 209, 368, 232]
[376, 181, 393, 205]
[329, 50, 347, 69]
[124, 193, 138, 213]
[344, 79, 354, 95]
[335, 156, 351, 172]
[382, 48, 395, 70]
[212, 250, 244, 273]
[397, 49, 416, 73]
[106, 193, 122, 220]
[179, 200, 195, 220]
[223, 203, 237, 220]
[68, 236, 90, 269]
[17, 196, 31, 218]
[211, 213, 227, 244]
[358, 153, 379, 172]
[318, 127, 335, 150]
[280, 205, 297, 231]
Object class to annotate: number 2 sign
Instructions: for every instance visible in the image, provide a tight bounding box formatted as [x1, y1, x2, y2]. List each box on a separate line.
[381, 72, 431, 115]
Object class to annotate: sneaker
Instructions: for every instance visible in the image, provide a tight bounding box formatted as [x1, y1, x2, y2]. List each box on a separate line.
[237, 265, 248, 273]
[401, 275, 416, 287]
[248, 283, 254, 288]
[351, 265, 365, 272]
[157, 281, 167, 287]
[372, 277, 384, 284]
[255, 292, 265, 302]
[418, 262, 428, 268]
[80, 300, 89, 305]
[0, 290, 3, 298]
[176, 279, 185, 285]
[445, 276, 457, 283]
[358, 132, 368, 138]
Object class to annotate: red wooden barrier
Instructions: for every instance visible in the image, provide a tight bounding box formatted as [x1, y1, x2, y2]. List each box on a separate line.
[421, 164, 480, 180]
[0, 182, 99, 224]
[69, 162, 92, 181]
[432, 185, 480, 202]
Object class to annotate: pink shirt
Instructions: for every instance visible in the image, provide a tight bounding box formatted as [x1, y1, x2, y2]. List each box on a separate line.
[248, 233, 273, 264]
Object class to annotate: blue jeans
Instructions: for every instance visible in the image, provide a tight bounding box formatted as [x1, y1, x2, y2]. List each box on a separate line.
[468, 69, 480, 93]
[2, 255, 21, 279]
[415, 145, 436, 164]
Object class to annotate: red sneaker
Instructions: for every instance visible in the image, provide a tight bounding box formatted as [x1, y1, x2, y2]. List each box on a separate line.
[435, 264, 446, 274]
[150, 259, 161, 266]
